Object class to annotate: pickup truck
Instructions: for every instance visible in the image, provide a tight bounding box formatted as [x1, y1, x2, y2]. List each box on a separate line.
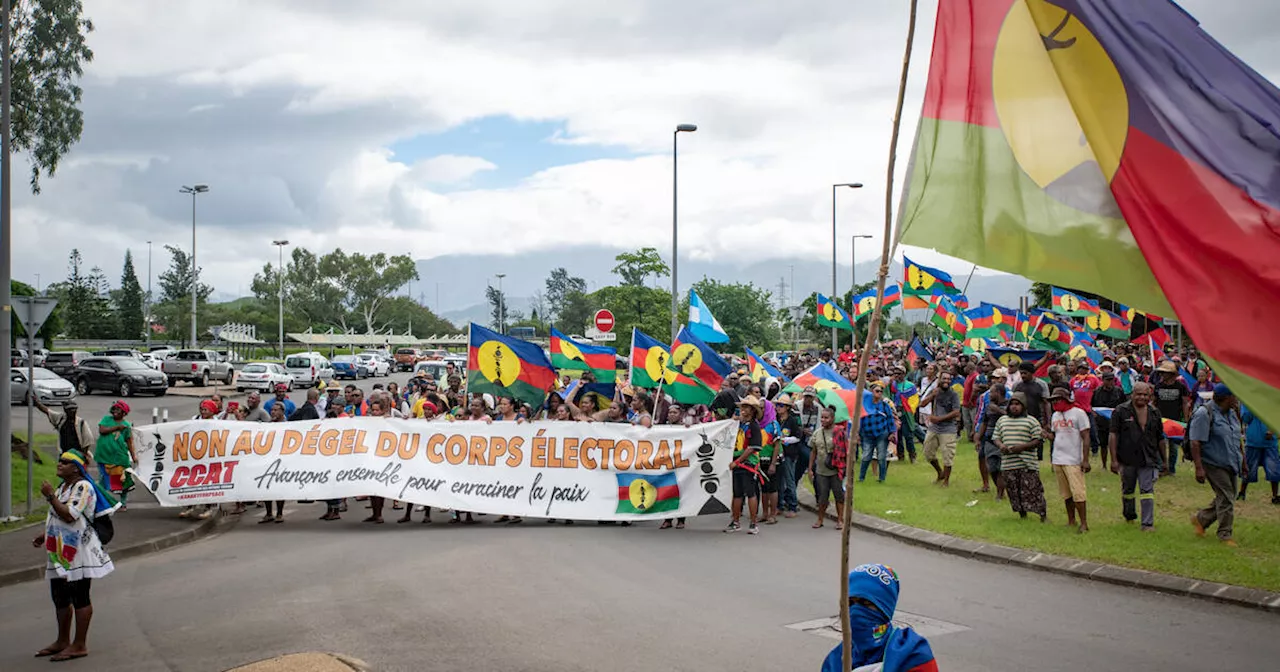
[162, 349, 235, 387]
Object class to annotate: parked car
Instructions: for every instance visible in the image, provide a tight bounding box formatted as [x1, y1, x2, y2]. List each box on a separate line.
[30, 348, 49, 367]
[11, 349, 28, 367]
[162, 349, 236, 387]
[331, 355, 364, 380]
[394, 348, 422, 372]
[237, 362, 295, 393]
[285, 352, 334, 388]
[44, 351, 93, 380]
[443, 353, 466, 368]
[9, 366, 77, 405]
[356, 352, 390, 377]
[76, 356, 169, 397]
[140, 353, 165, 371]
[93, 348, 146, 361]
[413, 361, 449, 382]
[421, 349, 447, 361]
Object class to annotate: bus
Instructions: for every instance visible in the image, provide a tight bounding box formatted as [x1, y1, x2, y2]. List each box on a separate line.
[508, 326, 536, 339]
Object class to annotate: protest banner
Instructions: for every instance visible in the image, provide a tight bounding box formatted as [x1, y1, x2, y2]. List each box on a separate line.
[131, 419, 737, 521]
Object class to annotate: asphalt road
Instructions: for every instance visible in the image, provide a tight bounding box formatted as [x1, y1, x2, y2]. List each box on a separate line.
[9, 370, 418, 434]
[1, 501, 1277, 671]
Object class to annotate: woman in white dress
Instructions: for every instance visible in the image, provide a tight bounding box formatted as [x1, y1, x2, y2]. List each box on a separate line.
[31, 451, 117, 662]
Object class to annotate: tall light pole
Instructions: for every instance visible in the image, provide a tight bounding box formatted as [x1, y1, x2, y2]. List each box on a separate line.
[179, 184, 209, 347]
[831, 182, 863, 352]
[672, 123, 697, 341]
[273, 240, 289, 359]
[145, 241, 153, 350]
[496, 273, 506, 334]
[1, 0, 14, 520]
[851, 234, 872, 293]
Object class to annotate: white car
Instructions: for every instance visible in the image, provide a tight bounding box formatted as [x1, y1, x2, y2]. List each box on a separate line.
[356, 352, 390, 377]
[236, 362, 295, 393]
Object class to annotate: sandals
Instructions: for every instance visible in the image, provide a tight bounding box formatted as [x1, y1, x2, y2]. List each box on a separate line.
[812, 521, 824, 529]
[50, 652, 88, 662]
[397, 516, 413, 524]
[659, 521, 673, 530]
[35, 646, 65, 657]
[362, 516, 384, 524]
[675, 521, 685, 529]
[258, 515, 275, 524]
[835, 522, 845, 531]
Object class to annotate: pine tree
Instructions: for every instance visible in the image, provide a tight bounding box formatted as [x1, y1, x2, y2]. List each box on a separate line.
[85, 266, 116, 338]
[116, 251, 145, 339]
[58, 249, 95, 338]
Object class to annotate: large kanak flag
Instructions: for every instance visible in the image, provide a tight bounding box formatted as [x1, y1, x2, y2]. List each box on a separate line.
[896, 0, 1280, 427]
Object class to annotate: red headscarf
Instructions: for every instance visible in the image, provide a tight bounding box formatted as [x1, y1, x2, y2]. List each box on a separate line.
[199, 400, 219, 415]
[111, 400, 131, 415]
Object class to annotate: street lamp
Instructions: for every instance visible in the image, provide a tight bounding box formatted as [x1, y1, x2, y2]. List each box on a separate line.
[179, 184, 209, 347]
[672, 123, 697, 341]
[851, 234, 872, 294]
[496, 273, 506, 334]
[831, 182, 863, 352]
[273, 240, 289, 359]
[145, 241, 152, 350]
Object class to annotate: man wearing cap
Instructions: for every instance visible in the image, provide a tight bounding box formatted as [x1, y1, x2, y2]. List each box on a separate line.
[1048, 387, 1091, 532]
[1153, 360, 1192, 474]
[34, 398, 96, 461]
[798, 385, 822, 481]
[889, 367, 918, 464]
[994, 392, 1047, 521]
[859, 382, 899, 483]
[728, 395, 764, 534]
[1109, 382, 1168, 531]
[318, 385, 343, 416]
[1188, 384, 1245, 545]
[820, 564, 938, 672]
[1115, 357, 1136, 395]
[263, 383, 297, 418]
[775, 393, 804, 517]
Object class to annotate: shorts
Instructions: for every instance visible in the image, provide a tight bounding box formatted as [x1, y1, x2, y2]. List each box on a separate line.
[1053, 464, 1087, 503]
[50, 578, 92, 609]
[759, 461, 780, 493]
[985, 453, 1003, 476]
[732, 467, 760, 499]
[923, 432, 958, 467]
[1244, 446, 1280, 483]
[813, 472, 845, 504]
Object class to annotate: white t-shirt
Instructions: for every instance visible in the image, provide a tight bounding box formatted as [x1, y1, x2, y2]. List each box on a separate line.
[919, 377, 936, 415]
[1050, 407, 1090, 466]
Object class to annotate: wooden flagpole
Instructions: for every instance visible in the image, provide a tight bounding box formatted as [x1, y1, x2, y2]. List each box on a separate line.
[840, 1, 920, 669]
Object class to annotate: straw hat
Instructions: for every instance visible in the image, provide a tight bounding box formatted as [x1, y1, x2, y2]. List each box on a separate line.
[738, 395, 764, 410]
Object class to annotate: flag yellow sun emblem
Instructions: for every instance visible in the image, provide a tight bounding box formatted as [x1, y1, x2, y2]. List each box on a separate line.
[477, 341, 522, 386]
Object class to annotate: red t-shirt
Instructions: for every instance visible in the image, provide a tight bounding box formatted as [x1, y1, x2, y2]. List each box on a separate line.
[1071, 374, 1102, 413]
[962, 372, 979, 407]
[838, 351, 856, 364]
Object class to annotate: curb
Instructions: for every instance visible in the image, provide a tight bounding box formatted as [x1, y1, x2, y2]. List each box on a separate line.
[799, 495, 1280, 614]
[226, 652, 372, 672]
[0, 509, 237, 589]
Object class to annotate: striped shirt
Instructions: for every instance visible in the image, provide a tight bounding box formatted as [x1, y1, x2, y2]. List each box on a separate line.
[994, 415, 1042, 471]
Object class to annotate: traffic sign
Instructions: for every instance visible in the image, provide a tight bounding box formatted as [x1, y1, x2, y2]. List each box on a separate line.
[12, 296, 57, 337]
[593, 309, 615, 333]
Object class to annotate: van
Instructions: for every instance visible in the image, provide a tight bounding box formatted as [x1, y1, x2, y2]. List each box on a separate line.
[285, 352, 333, 387]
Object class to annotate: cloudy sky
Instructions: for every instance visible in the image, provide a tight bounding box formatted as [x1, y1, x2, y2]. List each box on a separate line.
[9, 0, 1276, 304]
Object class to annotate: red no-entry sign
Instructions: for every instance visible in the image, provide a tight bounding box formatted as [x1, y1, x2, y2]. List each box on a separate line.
[593, 309, 615, 333]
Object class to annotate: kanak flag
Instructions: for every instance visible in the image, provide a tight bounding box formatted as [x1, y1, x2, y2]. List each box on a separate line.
[896, 0, 1280, 428]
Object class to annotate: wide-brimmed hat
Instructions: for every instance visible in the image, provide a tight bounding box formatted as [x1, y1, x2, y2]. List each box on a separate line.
[1156, 360, 1178, 373]
[1098, 361, 1115, 370]
[1049, 387, 1072, 401]
[775, 393, 794, 406]
[738, 395, 763, 410]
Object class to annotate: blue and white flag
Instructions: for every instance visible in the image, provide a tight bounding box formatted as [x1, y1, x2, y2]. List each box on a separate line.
[687, 289, 728, 343]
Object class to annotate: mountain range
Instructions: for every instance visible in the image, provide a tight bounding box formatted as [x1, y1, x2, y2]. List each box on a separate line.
[410, 246, 1031, 331]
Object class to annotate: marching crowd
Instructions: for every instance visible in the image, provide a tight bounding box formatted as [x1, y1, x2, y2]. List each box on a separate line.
[25, 338, 1278, 663]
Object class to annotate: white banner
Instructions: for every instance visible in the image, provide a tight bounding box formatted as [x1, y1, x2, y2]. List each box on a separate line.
[131, 419, 737, 521]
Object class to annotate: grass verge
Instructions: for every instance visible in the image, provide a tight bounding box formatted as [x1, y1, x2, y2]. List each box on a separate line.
[840, 439, 1280, 592]
[3, 433, 59, 531]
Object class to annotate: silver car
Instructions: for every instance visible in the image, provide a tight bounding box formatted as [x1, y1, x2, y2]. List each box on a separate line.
[10, 366, 77, 405]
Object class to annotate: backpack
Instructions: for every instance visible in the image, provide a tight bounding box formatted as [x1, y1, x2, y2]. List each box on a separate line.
[91, 513, 115, 546]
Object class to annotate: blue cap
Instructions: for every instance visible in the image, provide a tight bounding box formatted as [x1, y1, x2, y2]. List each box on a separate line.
[847, 564, 901, 618]
[1213, 382, 1233, 398]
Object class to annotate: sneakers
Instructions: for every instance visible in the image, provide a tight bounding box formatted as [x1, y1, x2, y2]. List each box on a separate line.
[747, 523, 760, 535]
[724, 521, 741, 533]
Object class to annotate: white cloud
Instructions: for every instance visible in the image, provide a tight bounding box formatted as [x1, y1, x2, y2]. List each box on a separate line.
[7, 0, 1275, 305]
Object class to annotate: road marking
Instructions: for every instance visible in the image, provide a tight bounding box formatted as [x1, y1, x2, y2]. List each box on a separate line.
[786, 611, 970, 640]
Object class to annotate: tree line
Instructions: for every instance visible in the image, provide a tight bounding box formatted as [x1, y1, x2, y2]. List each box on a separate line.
[483, 246, 913, 352]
